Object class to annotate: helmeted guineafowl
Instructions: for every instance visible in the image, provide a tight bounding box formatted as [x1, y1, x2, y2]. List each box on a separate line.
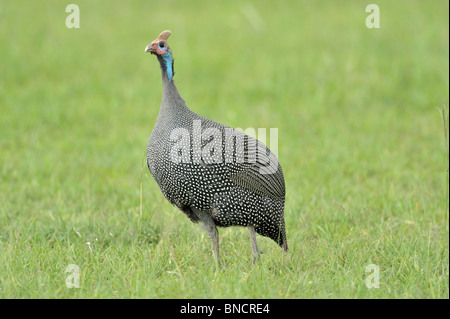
[144, 30, 287, 265]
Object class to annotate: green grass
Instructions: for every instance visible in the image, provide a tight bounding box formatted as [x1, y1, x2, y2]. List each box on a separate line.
[0, 0, 448, 298]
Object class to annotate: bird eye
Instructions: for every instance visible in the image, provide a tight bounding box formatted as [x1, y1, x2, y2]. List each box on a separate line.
[159, 41, 165, 48]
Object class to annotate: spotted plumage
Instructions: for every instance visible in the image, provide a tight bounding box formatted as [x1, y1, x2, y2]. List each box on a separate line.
[144, 30, 288, 264]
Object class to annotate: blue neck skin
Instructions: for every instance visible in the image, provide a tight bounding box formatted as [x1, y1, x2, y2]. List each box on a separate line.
[161, 51, 173, 82]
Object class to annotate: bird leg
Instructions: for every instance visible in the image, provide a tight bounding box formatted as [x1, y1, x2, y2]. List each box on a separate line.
[207, 223, 220, 268]
[248, 225, 260, 264]
[192, 208, 220, 267]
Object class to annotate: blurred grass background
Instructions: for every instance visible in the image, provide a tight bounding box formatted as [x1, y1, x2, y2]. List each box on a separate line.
[0, 0, 448, 298]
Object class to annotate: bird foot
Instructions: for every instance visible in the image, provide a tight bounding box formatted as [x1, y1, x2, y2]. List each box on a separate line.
[252, 256, 260, 265]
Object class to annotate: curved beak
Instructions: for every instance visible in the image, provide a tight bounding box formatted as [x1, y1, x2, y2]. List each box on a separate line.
[145, 41, 157, 54]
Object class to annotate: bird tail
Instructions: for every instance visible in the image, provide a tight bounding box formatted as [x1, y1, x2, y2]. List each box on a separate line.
[277, 219, 288, 253]
[281, 238, 288, 253]
[279, 230, 288, 253]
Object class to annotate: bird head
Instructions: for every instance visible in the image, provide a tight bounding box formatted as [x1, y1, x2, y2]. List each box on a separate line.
[145, 30, 174, 81]
[145, 30, 171, 56]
